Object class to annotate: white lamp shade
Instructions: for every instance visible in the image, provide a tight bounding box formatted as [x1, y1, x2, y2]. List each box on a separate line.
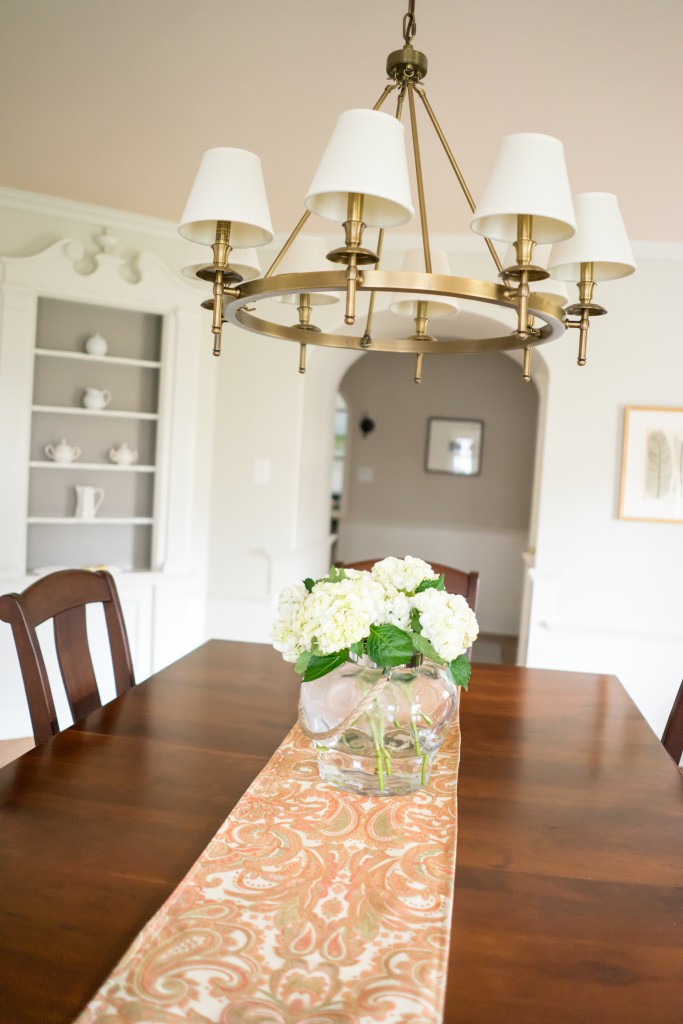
[305, 109, 414, 228]
[181, 242, 261, 282]
[547, 192, 635, 282]
[471, 133, 576, 245]
[179, 147, 273, 247]
[390, 248, 459, 319]
[273, 235, 338, 305]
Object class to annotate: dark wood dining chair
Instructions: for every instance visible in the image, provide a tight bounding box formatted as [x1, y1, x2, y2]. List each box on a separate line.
[0, 569, 135, 745]
[340, 559, 480, 611]
[661, 680, 683, 767]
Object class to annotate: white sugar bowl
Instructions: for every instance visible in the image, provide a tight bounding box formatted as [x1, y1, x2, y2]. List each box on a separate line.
[45, 439, 81, 463]
[84, 333, 108, 356]
[108, 442, 138, 466]
[82, 387, 112, 410]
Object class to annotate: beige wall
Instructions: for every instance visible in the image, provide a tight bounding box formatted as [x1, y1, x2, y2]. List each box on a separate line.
[339, 352, 539, 531]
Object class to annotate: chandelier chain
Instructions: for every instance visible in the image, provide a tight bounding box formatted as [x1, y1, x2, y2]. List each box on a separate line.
[403, 1, 417, 45]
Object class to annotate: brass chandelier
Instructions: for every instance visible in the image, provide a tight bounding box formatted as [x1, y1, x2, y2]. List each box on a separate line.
[179, 1, 635, 383]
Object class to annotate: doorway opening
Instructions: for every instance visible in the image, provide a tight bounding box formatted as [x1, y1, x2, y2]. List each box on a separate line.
[332, 350, 541, 665]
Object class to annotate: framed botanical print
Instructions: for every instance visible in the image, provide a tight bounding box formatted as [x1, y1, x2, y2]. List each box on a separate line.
[619, 406, 683, 523]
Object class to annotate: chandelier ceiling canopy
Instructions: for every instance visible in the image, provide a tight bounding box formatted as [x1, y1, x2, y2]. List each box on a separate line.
[178, 0, 635, 383]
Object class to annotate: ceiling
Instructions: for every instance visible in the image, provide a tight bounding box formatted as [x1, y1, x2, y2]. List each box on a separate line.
[1, 0, 681, 243]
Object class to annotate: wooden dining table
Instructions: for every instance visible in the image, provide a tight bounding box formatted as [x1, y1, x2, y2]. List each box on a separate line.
[0, 639, 681, 1023]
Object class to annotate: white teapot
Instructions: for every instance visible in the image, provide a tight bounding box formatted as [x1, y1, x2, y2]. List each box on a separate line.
[108, 442, 138, 466]
[45, 439, 81, 463]
[82, 387, 112, 410]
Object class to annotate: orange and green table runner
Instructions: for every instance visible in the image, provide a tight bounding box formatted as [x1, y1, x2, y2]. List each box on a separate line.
[75, 715, 461, 1024]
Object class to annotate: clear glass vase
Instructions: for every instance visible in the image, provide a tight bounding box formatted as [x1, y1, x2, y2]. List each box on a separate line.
[299, 658, 459, 796]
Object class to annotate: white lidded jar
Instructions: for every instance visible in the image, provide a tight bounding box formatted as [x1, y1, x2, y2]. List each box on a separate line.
[84, 333, 108, 356]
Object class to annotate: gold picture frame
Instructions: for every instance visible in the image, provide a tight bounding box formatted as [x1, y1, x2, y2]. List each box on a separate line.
[619, 406, 683, 523]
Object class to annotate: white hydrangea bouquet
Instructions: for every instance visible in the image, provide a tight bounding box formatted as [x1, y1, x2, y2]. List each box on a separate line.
[272, 557, 479, 795]
[272, 555, 479, 687]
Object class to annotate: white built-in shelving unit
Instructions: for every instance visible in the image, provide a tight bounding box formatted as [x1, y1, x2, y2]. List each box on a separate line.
[0, 236, 214, 705]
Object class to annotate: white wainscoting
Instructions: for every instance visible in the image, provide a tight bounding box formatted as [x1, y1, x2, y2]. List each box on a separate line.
[526, 618, 683, 739]
[206, 534, 337, 646]
[337, 519, 529, 635]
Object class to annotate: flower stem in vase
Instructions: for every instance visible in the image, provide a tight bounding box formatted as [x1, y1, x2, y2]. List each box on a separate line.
[407, 682, 423, 755]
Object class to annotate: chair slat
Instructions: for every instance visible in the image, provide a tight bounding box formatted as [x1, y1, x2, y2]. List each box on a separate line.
[0, 569, 135, 744]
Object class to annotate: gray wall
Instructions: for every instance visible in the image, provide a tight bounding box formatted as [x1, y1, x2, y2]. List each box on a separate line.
[340, 352, 539, 531]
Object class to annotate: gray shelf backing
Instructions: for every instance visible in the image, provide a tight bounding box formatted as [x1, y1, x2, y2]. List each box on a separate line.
[27, 523, 152, 573]
[36, 297, 162, 362]
[32, 356, 159, 415]
[31, 414, 157, 465]
[28, 468, 154, 518]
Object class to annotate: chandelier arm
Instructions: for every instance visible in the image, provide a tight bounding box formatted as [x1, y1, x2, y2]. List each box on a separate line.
[265, 209, 312, 278]
[395, 83, 407, 121]
[407, 82, 432, 275]
[372, 82, 399, 112]
[414, 84, 504, 277]
[361, 229, 385, 345]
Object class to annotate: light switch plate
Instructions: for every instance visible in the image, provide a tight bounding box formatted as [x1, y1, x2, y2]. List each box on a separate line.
[253, 459, 270, 485]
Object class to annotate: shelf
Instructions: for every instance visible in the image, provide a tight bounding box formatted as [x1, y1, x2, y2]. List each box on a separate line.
[29, 461, 156, 473]
[32, 405, 158, 421]
[34, 347, 161, 369]
[27, 517, 154, 525]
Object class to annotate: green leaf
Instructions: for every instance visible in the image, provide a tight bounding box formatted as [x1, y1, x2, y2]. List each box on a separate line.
[409, 631, 443, 664]
[326, 565, 347, 583]
[447, 654, 471, 690]
[295, 650, 312, 675]
[303, 578, 315, 593]
[414, 573, 445, 593]
[350, 640, 364, 658]
[409, 607, 422, 633]
[302, 649, 349, 682]
[366, 624, 414, 668]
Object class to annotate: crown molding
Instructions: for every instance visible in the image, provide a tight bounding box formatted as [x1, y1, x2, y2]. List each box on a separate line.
[0, 186, 182, 242]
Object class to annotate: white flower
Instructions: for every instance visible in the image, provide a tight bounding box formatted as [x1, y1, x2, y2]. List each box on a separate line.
[380, 584, 412, 630]
[273, 575, 386, 659]
[371, 556, 437, 594]
[271, 583, 308, 662]
[412, 589, 479, 663]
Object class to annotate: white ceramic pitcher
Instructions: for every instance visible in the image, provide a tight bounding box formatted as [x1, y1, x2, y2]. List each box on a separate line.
[74, 485, 105, 519]
[82, 387, 112, 410]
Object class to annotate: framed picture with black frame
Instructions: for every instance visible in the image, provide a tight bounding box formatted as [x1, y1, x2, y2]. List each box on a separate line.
[425, 417, 484, 476]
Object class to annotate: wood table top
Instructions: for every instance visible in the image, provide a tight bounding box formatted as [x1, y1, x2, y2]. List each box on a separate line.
[0, 640, 681, 1023]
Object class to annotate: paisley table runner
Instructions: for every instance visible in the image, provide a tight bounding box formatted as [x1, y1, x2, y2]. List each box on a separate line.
[75, 715, 461, 1024]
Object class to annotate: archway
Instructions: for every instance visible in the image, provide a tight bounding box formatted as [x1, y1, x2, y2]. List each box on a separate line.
[326, 347, 547, 663]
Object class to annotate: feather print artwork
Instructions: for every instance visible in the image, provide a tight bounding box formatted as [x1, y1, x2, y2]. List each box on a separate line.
[675, 435, 683, 514]
[645, 429, 673, 499]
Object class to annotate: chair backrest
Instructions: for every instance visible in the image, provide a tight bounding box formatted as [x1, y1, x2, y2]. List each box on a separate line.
[0, 569, 135, 745]
[661, 680, 683, 765]
[341, 559, 480, 611]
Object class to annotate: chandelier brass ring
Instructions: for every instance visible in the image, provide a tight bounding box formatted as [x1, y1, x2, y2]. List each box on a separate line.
[224, 269, 568, 354]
